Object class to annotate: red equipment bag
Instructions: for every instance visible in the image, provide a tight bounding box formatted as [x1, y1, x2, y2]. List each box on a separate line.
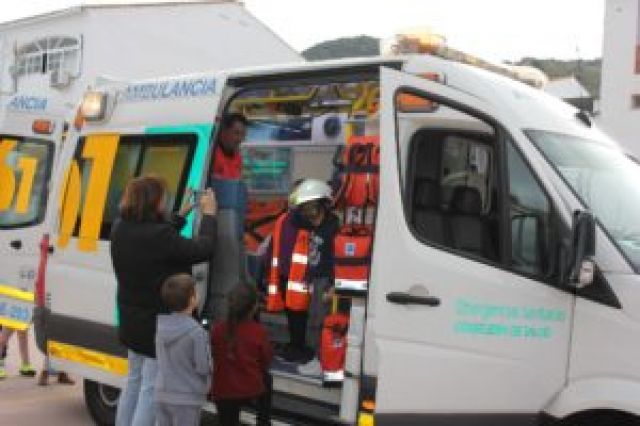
[320, 312, 350, 382]
[335, 135, 380, 207]
[334, 226, 372, 293]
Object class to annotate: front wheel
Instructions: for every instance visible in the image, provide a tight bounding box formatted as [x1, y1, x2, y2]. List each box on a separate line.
[84, 379, 119, 426]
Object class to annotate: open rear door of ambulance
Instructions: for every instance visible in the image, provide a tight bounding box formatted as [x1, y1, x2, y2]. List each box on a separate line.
[368, 66, 575, 424]
[0, 128, 58, 335]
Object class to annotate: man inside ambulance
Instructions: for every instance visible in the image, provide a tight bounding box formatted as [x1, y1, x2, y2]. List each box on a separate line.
[211, 113, 247, 180]
[264, 179, 339, 372]
[209, 112, 248, 239]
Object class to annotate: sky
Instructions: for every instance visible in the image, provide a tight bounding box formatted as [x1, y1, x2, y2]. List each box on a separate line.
[0, 0, 606, 62]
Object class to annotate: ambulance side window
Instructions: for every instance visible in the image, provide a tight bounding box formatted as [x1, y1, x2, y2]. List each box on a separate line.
[407, 130, 498, 263]
[72, 134, 196, 239]
[398, 89, 554, 280]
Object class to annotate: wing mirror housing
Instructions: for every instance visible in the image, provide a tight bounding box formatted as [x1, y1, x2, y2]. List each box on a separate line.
[569, 211, 596, 288]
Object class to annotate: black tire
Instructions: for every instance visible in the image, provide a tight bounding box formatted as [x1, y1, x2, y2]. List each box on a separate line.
[83, 379, 120, 426]
[561, 410, 638, 426]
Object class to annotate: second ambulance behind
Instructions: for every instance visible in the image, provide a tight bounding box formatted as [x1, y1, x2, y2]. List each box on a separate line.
[0, 94, 66, 334]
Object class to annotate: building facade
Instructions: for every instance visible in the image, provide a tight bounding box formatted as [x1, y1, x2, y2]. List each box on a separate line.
[600, 0, 640, 157]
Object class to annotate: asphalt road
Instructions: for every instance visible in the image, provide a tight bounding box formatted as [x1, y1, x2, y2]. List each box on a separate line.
[0, 329, 92, 426]
[0, 331, 282, 426]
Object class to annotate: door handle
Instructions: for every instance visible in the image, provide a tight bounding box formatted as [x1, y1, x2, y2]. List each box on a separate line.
[10, 239, 22, 250]
[386, 291, 440, 307]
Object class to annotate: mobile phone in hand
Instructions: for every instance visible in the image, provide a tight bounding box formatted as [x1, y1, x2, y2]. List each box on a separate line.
[191, 189, 205, 203]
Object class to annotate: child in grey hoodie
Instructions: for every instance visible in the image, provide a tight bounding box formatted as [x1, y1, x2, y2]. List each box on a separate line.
[155, 273, 212, 426]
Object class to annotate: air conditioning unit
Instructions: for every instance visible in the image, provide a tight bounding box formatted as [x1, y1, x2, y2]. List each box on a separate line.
[50, 69, 71, 88]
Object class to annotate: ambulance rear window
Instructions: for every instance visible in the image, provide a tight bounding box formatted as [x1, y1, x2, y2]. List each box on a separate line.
[0, 137, 54, 229]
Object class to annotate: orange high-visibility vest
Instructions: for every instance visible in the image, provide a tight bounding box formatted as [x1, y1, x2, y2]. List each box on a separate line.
[267, 213, 312, 312]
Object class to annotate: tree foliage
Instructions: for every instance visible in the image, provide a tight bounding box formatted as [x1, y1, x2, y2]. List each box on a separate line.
[303, 37, 602, 97]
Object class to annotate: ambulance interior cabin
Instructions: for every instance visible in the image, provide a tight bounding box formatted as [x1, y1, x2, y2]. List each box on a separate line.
[205, 69, 381, 385]
[210, 66, 500, 388]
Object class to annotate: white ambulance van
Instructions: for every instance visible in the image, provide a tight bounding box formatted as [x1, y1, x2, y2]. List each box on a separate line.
[0, 94, 66, 333]
[37, 53, 640, 426]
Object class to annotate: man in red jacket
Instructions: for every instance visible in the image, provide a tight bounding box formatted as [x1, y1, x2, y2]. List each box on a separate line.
[211, 113, 247, 180]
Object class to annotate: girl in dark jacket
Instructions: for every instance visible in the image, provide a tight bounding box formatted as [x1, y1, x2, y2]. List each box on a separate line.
[110, 176, 217, 426]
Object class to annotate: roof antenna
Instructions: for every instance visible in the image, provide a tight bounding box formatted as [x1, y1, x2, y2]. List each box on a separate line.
[573, 44, 592, 127]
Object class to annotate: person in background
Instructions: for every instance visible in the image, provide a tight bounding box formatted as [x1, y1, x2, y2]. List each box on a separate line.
[263, 179, 339, 369]
[0, 326, 5, 379]
[0, 327, 36, 379]
[110, 177, 217, 426]
[155, 274, 211, 426]
[0, 325, 8, 380]
[37, 356, 74, 386]
[211, 283, 272, 426]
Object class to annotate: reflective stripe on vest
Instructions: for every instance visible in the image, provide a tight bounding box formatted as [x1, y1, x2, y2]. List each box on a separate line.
[267, 284, 279, 295]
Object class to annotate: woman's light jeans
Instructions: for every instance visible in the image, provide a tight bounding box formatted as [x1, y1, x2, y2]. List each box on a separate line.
[115, 350, 158, 426]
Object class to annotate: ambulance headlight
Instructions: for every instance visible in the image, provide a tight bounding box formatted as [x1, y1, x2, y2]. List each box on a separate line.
[80, 91, 108, 121]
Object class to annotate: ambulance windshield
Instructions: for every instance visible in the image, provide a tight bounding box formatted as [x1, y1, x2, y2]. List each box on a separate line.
[527, 129, 640, 272]
[0, 137, 54, 229]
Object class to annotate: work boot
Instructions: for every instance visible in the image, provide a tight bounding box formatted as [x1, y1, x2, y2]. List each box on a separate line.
[276, 345, 308, 363]
[37, 370, 49, 386]
[297, 357, 322, 377]
[19, 363, 36, 377]
[57, 372, 75, 385]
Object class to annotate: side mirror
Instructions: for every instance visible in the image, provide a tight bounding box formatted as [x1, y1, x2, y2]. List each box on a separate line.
[569, 211, 596, 288]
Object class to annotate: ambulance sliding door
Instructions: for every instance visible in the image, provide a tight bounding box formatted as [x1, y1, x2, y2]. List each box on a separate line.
[370, 67, 574, 424]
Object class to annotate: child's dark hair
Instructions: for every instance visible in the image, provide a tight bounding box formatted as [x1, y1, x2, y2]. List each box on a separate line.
[161, 273, 196, 312]
[225, 282, 258, 350]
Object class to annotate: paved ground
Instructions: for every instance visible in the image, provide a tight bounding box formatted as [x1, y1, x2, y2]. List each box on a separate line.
[0, 331, 274, 425]
[0, 329, 93, 426]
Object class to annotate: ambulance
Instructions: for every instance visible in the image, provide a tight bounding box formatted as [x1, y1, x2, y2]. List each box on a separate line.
[36, 43, 640, 425]
[0, 94, 67, 333]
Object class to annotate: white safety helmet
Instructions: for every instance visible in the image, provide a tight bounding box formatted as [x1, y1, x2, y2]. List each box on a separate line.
[290, 179, 333, 207]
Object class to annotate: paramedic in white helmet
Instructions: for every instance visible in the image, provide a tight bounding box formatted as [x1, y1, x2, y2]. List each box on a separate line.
[263, 179, 339, 373]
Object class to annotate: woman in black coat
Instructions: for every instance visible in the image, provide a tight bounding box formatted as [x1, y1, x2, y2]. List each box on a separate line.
[110, 176, 217, 426]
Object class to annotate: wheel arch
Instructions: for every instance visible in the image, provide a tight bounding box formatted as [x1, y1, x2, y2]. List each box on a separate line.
[545, 377, 640, 420]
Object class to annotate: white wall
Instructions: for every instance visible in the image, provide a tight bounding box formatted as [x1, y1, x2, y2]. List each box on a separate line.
[0, 2, 302, 114]
[83, 2, 301, 81]
[600, 0, 640, 157]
